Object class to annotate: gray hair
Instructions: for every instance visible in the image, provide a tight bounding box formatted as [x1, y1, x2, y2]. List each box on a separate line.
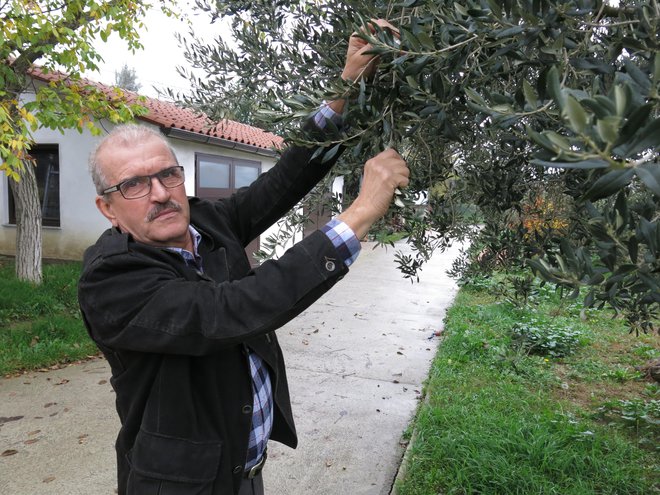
[89, 123, 179, 197]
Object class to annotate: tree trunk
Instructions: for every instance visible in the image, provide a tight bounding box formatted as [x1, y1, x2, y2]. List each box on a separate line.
[9, 162, 43, 284]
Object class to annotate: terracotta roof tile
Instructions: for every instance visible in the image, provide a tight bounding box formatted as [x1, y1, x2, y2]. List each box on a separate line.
[29, 67, 283, 150]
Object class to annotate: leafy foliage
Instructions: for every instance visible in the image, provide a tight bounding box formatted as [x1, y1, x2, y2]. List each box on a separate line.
[511, 315, 586, 357]
[180, 0, 659, 332]
[0, 0, 160, 177]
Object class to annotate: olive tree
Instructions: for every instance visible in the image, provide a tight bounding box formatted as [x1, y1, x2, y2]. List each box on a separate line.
[180, 0, 659, 332]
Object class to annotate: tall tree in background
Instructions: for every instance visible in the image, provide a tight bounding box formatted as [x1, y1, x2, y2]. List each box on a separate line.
[0, 0, 175, 283]
[181, 0, 659, 332]
[114, 63, 142, 93]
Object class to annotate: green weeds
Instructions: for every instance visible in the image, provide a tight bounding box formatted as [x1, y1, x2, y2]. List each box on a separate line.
[395, 273, 660, 495]
[0, 260, 97, 375]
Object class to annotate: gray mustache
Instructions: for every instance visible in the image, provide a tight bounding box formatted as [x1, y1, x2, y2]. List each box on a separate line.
[146, 201, 182, 222]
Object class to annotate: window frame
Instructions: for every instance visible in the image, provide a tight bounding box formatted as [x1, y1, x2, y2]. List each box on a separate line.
[195, 153, 261, 199]
[7, 144, 60, 227]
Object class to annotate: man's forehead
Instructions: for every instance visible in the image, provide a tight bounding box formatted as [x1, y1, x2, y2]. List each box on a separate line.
[100, 136, 174, 176]
[103, 133, 169, 155]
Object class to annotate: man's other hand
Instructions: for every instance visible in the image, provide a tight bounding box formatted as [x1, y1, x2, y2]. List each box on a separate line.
[338, 148, 409, 239]
[341, 19, 399, 83]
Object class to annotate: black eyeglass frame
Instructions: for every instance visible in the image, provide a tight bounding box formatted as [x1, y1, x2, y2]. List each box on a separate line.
[101, 166, 185, 200]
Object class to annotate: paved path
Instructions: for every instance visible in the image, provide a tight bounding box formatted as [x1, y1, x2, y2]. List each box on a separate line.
[0, 241, 462, 495]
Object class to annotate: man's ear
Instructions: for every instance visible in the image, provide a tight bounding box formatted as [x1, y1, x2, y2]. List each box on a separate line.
[96, 196, 119, 227]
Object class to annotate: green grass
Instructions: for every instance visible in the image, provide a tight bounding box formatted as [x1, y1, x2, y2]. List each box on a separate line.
[0, 259, 98, 375]
[395, 278, 660, 495]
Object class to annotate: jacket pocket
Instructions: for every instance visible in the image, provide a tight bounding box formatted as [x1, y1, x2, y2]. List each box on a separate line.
[126, 429, 222, 495]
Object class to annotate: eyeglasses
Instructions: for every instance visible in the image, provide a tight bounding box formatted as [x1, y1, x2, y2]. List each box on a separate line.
[102, 166, 185, 200]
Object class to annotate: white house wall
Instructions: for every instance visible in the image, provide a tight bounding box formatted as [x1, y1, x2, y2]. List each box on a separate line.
[0, 118, 278, 260]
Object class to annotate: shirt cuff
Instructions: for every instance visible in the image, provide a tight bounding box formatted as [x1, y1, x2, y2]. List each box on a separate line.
[313, 103, 343, 130]
[321, 218, 361, 267]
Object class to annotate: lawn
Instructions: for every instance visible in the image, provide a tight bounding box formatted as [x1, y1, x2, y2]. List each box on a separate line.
[394, 275, 659, 494]
[0, 258, 98, 376]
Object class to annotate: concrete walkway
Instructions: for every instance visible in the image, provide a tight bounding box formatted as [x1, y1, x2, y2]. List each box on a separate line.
[0, 241, 462, 495]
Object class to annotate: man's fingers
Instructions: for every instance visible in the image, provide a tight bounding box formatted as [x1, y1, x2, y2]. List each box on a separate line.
[368, 18, 400, 38]
[366, 148, 410, 191]
[343, 19, 400, 82]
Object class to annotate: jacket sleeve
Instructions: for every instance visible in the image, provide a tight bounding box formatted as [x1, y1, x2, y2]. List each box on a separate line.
[78, 231, 348, 356]
[219, 119, 344, 247]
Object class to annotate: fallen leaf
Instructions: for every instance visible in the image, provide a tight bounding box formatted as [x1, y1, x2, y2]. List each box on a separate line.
[0, 415, 24, 425]
[27, 430, 41, 436]
[98, 380, 107, 385]
[44, 402, 57, 408]
[54, 379, 69, 386]
[325, 460, 333, 467]
[24, 439, 39, 445]
[1, 450, 18, 457]
[43, 476, 56, 483]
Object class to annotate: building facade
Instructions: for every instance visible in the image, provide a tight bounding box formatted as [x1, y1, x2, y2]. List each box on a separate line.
[0, 72, 288, 262]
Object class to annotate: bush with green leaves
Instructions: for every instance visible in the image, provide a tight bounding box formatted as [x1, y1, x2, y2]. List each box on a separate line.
[511, 314, 586, 357]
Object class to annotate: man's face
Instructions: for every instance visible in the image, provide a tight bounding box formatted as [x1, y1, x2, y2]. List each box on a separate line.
[95, 136, 192, 251]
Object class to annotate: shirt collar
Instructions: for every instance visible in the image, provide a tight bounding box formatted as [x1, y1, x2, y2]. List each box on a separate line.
[165, 225, 203, 269]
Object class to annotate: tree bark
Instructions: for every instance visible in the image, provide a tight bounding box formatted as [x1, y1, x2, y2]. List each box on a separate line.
[9, 162, 43, 284]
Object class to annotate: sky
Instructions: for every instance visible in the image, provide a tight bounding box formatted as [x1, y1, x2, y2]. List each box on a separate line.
[89, 3, 229, 99]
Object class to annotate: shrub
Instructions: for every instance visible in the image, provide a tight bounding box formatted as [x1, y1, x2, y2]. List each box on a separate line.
[511, 315, 585, 358]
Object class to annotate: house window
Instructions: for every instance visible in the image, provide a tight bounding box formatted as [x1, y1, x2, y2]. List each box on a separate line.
[196, 153, 262, 266]
[196, 153, 261, 199]
[7, 144, 60, 227]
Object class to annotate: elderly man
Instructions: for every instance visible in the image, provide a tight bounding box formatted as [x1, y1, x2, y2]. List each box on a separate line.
[78, 21, 408, 495]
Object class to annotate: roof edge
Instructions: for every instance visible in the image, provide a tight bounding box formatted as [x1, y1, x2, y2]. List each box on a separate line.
[161, 127, 279, 157]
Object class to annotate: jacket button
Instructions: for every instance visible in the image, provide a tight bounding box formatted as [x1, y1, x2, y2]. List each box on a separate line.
[325, 261, 335, 271]
[233, 465, 242, 475]
[242, 405, 253, 414]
